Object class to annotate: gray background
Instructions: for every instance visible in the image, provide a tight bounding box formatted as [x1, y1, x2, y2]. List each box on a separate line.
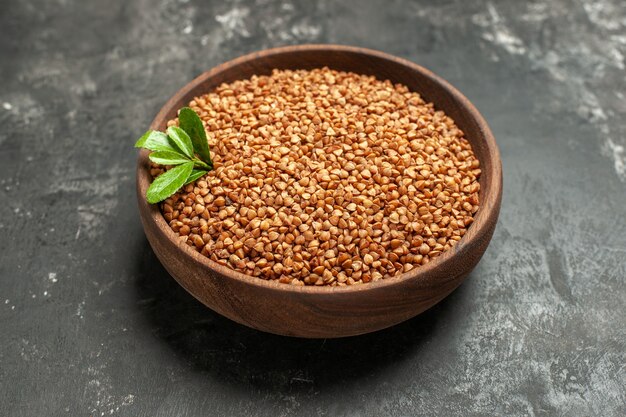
[1, 0, 625, 416]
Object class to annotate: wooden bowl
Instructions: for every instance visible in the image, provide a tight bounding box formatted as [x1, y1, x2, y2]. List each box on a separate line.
[136, 45, 502, 338]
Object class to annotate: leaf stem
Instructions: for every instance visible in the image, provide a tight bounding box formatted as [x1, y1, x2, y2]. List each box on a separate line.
[193, 158, 212, 170]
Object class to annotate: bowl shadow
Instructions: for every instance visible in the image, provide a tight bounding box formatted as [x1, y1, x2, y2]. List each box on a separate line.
[133, 237, 464, 393]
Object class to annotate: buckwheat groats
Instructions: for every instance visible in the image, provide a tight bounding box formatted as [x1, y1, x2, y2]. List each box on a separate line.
[153, 67, 481, 286]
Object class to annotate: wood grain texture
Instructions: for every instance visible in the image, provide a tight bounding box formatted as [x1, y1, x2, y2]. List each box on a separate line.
[136, 45, 503, 338]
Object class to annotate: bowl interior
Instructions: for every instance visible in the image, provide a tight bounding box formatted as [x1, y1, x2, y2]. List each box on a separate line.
[141, 45, 501, 293]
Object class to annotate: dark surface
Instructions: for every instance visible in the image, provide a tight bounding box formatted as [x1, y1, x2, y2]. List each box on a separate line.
[1, 0, 624, 415]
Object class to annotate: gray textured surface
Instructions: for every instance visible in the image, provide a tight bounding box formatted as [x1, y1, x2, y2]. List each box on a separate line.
[1, 0, 625, 415]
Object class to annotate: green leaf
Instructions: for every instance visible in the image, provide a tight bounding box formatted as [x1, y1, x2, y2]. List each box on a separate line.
[179, 107, 212, 165]
[184, 169, 208, 185]
[146, 161, 194, 204]
[135, 131, 175, 152]
[166, 126, 194, 159]
[134, 130, 153, 147]
[148, 150, 191, 166]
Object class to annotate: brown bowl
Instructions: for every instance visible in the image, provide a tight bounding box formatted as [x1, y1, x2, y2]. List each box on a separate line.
[136, 45, 502, 338]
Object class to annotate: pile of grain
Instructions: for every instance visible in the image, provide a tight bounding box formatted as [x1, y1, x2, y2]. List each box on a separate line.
[154, 67, 481, 286]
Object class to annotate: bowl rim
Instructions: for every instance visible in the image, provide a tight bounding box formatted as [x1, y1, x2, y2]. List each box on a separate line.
[137, 44, 502, 295]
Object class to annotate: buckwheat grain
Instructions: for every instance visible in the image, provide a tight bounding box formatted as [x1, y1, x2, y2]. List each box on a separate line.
[154, 68, 481, 286]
